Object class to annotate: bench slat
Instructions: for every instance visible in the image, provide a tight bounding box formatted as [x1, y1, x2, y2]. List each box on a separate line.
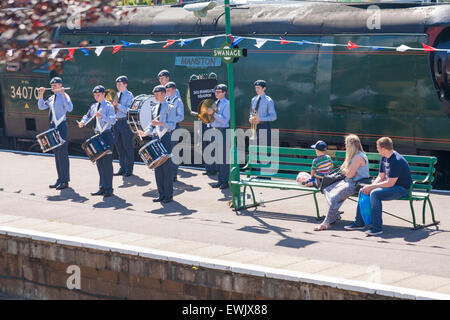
[248, 155, 315, 165]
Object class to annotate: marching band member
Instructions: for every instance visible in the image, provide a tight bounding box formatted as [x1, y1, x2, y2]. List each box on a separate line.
[78, 85, 117, 197]
[38, 77, 73, 190]
[249, 80, 277, 146]
[157, 69, 181, 99]
[165, 81, 184, 182]
[137, 85, 177, 203]
[209, 84, 230, 190]
[112, 75, 135, 177]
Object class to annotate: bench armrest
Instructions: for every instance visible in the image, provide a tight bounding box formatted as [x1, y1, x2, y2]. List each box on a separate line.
[409, 180, 432, 197]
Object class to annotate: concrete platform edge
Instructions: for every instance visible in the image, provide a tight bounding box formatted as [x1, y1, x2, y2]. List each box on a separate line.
[1, 225, 449, 300]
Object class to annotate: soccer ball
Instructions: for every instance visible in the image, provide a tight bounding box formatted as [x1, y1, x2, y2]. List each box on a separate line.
[296, 172, 311, 184]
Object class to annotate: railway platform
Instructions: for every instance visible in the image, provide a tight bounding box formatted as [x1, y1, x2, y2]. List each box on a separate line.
[0, 149, 449, 299]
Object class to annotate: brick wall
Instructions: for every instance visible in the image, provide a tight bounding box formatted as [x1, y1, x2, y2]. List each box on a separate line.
[0, 234, 396, 300]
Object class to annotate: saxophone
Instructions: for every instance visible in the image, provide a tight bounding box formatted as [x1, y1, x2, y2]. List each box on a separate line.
[250, 108, 258, 140]
[105, 89, 119, 113]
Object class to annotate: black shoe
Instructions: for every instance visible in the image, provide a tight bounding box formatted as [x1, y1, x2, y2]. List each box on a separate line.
[211, 182, 222, 188]
[162, 197, 173, 203]
[219, 183, 229, 190]
[202, 171, 210, 175]
[49, 182, 60, 188]
[113, 170, 125, 176]
[124, 172, 132, 177]
[103, 192, 113, 197]
[153, 197, 164, 202]
[91, 190, 105, 196]
[56, 182, 69, 190]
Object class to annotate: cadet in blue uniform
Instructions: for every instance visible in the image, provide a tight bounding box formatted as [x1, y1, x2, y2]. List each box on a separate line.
[79, 85, 117, 197]
[158, 70, 181, 99]
[249, 80, 277, 146]
[38, 77, 73, 190]
[209, 84, 230, 190]
[112, 75, 135, 177]
[138, 85, 177, 203]
[165, 81, 184, 182]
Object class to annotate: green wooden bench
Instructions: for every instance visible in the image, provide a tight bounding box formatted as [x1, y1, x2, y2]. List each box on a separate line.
[332, 150, 439, 230]
[230, 146, 439, 230]
[229, 145, 324, 219]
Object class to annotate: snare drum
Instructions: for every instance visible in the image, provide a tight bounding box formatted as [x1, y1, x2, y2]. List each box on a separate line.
[128, 94, 157, 133]
[81, 133, 111, 163]
[36, 128, 64, 153]
[138, 139, 170, 169]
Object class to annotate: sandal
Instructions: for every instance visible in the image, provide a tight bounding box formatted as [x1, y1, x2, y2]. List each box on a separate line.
[314, 223, 330, 231]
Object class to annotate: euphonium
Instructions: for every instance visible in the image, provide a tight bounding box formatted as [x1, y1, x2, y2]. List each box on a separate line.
[105, 89, 119, 112]
[250, 109, 258, 140]
[197, 98, 218, 124]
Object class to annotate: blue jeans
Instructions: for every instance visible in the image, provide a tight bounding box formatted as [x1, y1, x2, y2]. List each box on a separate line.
[354, 186, 409, 232]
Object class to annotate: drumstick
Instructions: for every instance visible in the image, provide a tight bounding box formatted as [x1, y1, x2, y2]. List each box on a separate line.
[76, 114, 96, 127]
[131, 117, 144, 141]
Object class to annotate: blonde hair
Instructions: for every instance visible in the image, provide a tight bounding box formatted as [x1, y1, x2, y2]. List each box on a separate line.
[342, 134, 364, 171]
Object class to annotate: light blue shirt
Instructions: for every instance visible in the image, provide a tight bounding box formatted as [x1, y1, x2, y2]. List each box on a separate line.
[81, 99, 116, 132]
[167, 95, 184, 123]
[210, 97, 230, 128]
[174, 88, 181, 100]
[116, 89, 134, 119]
[150, 100, 177, 135]
[250, 94, 276, 122]
[38, 92, 73, 124]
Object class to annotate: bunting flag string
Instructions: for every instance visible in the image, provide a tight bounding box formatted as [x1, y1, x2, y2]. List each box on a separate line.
[279, 37, 290, 45]
[34, 33, 450, 62]
[112, 45, 123, 54]
[347, 40, 359, 50]
[65, 48, 75, 61]
[163, 40, 177, 48]
[95, 46, 105, 56]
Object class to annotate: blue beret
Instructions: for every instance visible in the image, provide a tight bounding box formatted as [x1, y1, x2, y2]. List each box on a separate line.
[215, 84, 228, 92]
[254, 80, 266, 88]
[158, 70, 170, 77]
[165, 81, 176, 89]
[152, 85, 166, 93]
[50, 77, 62, 85]
[92, 85, 106, 93]
[311, 140, 327, 151]
[115, 75, 128, 83]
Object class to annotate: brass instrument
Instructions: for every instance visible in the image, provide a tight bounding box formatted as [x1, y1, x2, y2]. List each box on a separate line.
[250, 108, 258, 140]
[197, 98, 218, 124]
[105, 89, 119, 112]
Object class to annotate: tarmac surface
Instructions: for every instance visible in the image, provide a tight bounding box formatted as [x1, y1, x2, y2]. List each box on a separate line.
[1, 150, 450, 298]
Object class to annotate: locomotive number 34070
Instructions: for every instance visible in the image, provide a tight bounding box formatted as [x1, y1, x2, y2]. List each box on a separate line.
[9, 85, 40, 100]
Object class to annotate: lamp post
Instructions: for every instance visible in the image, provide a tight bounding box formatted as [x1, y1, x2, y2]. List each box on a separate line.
[223, 0, 241, 209]
[185, 0, 242, 208]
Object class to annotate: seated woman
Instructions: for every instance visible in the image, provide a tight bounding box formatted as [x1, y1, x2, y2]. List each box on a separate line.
[314, 134, 370, 231]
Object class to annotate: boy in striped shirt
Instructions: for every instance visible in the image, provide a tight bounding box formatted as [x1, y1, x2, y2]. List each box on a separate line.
[304, 140, 334, 187]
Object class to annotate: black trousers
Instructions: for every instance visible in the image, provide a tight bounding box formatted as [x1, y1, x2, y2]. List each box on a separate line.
[50, 121, 70, 184]
[96, 130, 114, 193]
[113, 118, 135, 174]
[154, 133, 173, 200]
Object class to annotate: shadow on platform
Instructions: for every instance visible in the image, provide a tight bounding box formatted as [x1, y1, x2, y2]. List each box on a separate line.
[92, 194, 133, 210]
[178, 169, 198, 179]
[46, 187, 89, 203]
[145, 200, 197, 216]
[238, 212, 317, 249]
[117, 174, 151, 189]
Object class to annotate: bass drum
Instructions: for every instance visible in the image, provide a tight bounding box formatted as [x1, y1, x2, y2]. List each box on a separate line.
[127, 94, 158, 133]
